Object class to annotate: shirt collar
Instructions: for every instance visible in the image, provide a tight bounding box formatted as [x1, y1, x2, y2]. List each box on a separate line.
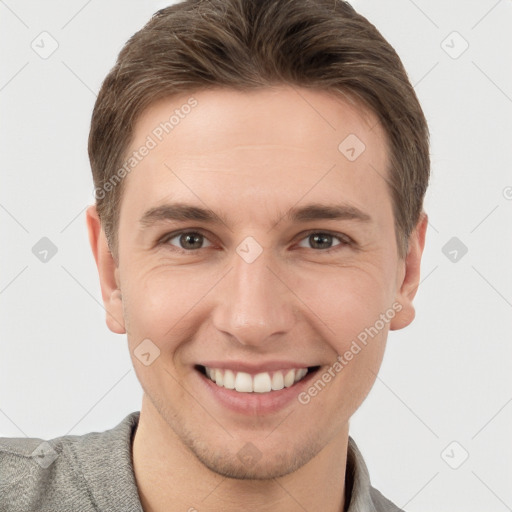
[345, 436, 379, 512]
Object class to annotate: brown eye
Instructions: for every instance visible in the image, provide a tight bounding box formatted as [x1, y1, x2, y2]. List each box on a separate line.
[165, 231, 212, 251]
[297, 231, 350, 251]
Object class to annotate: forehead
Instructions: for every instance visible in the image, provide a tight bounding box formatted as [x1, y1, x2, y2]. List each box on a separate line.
[119, 86, 391, 229]
[132, 86, 385, 160]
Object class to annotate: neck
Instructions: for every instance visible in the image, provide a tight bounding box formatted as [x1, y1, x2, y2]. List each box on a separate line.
[132, 395, 349, 512]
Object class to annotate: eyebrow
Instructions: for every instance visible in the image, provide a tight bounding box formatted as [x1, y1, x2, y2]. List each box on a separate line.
[139, 203, 226, 227]
[287, 203, 372, 223]
[139, 202, 372, 228]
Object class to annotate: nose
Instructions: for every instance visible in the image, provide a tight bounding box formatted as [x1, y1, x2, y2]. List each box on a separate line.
[211, 245, 297, 347]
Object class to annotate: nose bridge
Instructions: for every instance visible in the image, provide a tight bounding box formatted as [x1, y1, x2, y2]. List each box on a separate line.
[212, 240, 295, 345]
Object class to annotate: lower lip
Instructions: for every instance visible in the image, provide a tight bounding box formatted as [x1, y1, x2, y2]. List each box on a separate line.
[195, 367, 320, 415]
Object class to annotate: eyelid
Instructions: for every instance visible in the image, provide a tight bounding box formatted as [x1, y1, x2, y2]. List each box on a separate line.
[158, 228, 354, 252]
[158, 228, 215, 248]
[294, 229, 354, 252]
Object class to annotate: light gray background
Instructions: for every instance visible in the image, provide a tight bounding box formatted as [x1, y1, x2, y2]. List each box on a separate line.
[1, 1, 511, 510]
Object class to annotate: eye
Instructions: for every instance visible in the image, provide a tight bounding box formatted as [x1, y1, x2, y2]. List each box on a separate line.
[161, 230, 213, 251]
[159, 229, 353, 254]
[296, 231, 352, 252]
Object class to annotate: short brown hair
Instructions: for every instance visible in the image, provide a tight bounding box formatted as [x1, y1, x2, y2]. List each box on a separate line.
[89, 0, 429, 260]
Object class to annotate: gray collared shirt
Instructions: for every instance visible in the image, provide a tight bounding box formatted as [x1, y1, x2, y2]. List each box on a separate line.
[0, 412, 404, 511]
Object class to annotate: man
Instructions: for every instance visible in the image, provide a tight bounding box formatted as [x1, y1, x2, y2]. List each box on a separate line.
[0, 0, 429, 510]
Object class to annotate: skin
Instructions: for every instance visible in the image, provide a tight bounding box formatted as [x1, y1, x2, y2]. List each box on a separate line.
[87, 86, 427, 512]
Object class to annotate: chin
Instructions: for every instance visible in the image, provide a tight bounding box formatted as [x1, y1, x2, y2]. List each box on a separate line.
[144, 383, 337, 481]
[189, 440, 321, 480]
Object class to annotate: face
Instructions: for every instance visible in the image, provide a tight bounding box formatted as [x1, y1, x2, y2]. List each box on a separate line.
[88, 86, 426, 479]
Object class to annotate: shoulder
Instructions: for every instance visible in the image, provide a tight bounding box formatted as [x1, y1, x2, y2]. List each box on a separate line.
[0, 412, 141, 512]
[0, 431, 92, 511]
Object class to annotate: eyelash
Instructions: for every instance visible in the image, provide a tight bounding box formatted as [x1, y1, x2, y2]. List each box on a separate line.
[158, 229, 354, 254]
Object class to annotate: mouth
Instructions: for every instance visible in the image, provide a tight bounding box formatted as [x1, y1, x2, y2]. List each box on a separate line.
[195, 364, 321, 393]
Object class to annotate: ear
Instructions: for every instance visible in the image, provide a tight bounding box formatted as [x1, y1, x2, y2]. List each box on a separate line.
[390, 212, 428, 331]
[86, 205, 126, 334]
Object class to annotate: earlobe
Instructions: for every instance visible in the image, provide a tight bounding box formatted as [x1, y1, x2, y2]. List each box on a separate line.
[86, 205, 126, 334]
[389, 212, 428, 331]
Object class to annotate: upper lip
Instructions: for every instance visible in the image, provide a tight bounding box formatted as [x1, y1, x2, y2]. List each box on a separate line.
[197, 361, 318, 374]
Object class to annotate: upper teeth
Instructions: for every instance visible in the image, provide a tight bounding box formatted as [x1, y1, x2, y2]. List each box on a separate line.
[204, 367, 308, 393]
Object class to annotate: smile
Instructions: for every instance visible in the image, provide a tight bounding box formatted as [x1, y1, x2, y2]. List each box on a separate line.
[197, 365, 319, 393]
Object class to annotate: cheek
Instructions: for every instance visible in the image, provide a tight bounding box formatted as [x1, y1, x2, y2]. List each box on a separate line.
[121, 268, 203, 398]
[299, 267, 393, 411]
[121, 265, 216, 346]
[296, 270, 391, 428]
[297, 263, 395, 345]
